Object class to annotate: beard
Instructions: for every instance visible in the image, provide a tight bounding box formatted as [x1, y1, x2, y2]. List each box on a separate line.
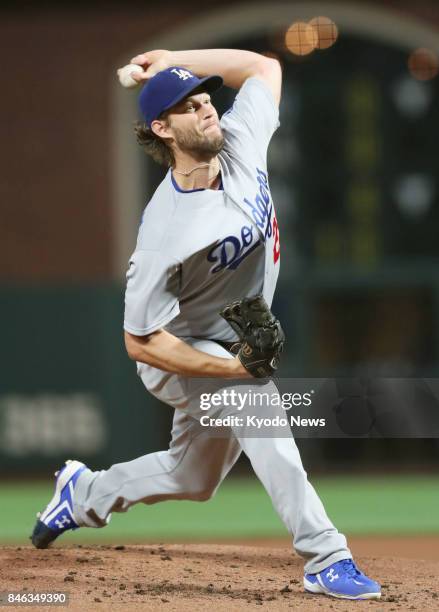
[171, 124, 225, 157]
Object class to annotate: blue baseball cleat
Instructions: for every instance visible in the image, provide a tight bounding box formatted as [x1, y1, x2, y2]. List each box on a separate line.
[304, 558, 381, 600]
[31, 460, 87, 549]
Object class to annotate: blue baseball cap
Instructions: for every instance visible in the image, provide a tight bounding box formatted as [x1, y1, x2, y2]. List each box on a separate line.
[139, 66, 223, 127]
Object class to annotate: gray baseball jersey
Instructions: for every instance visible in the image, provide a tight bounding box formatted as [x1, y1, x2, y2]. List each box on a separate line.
[124, 77, 281, 346]
[72, 76, 351, 573]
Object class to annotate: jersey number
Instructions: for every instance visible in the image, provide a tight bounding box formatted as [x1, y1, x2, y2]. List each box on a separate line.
[273, 216, 280, 263]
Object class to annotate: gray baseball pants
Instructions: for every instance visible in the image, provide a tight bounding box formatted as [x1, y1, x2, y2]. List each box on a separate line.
[73, 339, 351, 574]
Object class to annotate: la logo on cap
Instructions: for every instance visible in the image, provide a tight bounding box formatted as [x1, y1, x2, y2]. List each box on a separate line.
[170, 68, 194, 80]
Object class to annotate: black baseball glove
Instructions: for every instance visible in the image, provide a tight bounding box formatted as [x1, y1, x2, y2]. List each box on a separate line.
[220, 295, 285, 378]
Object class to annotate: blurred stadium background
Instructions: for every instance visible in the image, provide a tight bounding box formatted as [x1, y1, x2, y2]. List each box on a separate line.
[1, 0, 439, 545]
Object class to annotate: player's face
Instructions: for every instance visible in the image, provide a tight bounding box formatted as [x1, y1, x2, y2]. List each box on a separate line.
[166, 92, 224, 156]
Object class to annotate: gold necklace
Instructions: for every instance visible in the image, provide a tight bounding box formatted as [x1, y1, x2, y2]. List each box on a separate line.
[173, 160, 220, 177]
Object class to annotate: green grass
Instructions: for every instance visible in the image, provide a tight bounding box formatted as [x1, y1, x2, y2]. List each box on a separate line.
[1, 476, 438, 544]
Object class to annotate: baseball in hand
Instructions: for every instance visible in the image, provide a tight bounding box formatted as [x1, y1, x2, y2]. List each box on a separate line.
[117, 64, 143, 88]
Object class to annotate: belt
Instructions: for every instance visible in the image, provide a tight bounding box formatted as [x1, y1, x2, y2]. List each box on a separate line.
[214, 340, 242, 356]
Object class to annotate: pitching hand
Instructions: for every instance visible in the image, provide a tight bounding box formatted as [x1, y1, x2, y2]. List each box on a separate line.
[128, 49, 171, 82]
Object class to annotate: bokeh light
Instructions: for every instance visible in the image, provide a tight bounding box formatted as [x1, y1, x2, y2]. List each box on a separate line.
[392, 76, 432, 118]
[285, 22, 318, 56]
[309, 16, 339, 50]
[393, 174, 435, 218]
[408, 48, 439, 81]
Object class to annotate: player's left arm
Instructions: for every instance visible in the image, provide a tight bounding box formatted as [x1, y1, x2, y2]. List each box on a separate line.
[129, 48, 282, 106]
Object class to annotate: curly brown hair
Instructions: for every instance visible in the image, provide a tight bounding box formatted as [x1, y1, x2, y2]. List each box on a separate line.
[134, 119, 175, 168]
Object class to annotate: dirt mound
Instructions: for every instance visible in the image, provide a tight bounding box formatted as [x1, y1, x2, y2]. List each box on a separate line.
[1, 542, 438, 611]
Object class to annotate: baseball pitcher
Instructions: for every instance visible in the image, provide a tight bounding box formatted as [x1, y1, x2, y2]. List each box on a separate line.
[31, 48, 380, 601]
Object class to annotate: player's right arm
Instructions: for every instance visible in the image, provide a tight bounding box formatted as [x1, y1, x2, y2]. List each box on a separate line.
[124, 329, 249, 378]
[124, 250, 249, 378]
